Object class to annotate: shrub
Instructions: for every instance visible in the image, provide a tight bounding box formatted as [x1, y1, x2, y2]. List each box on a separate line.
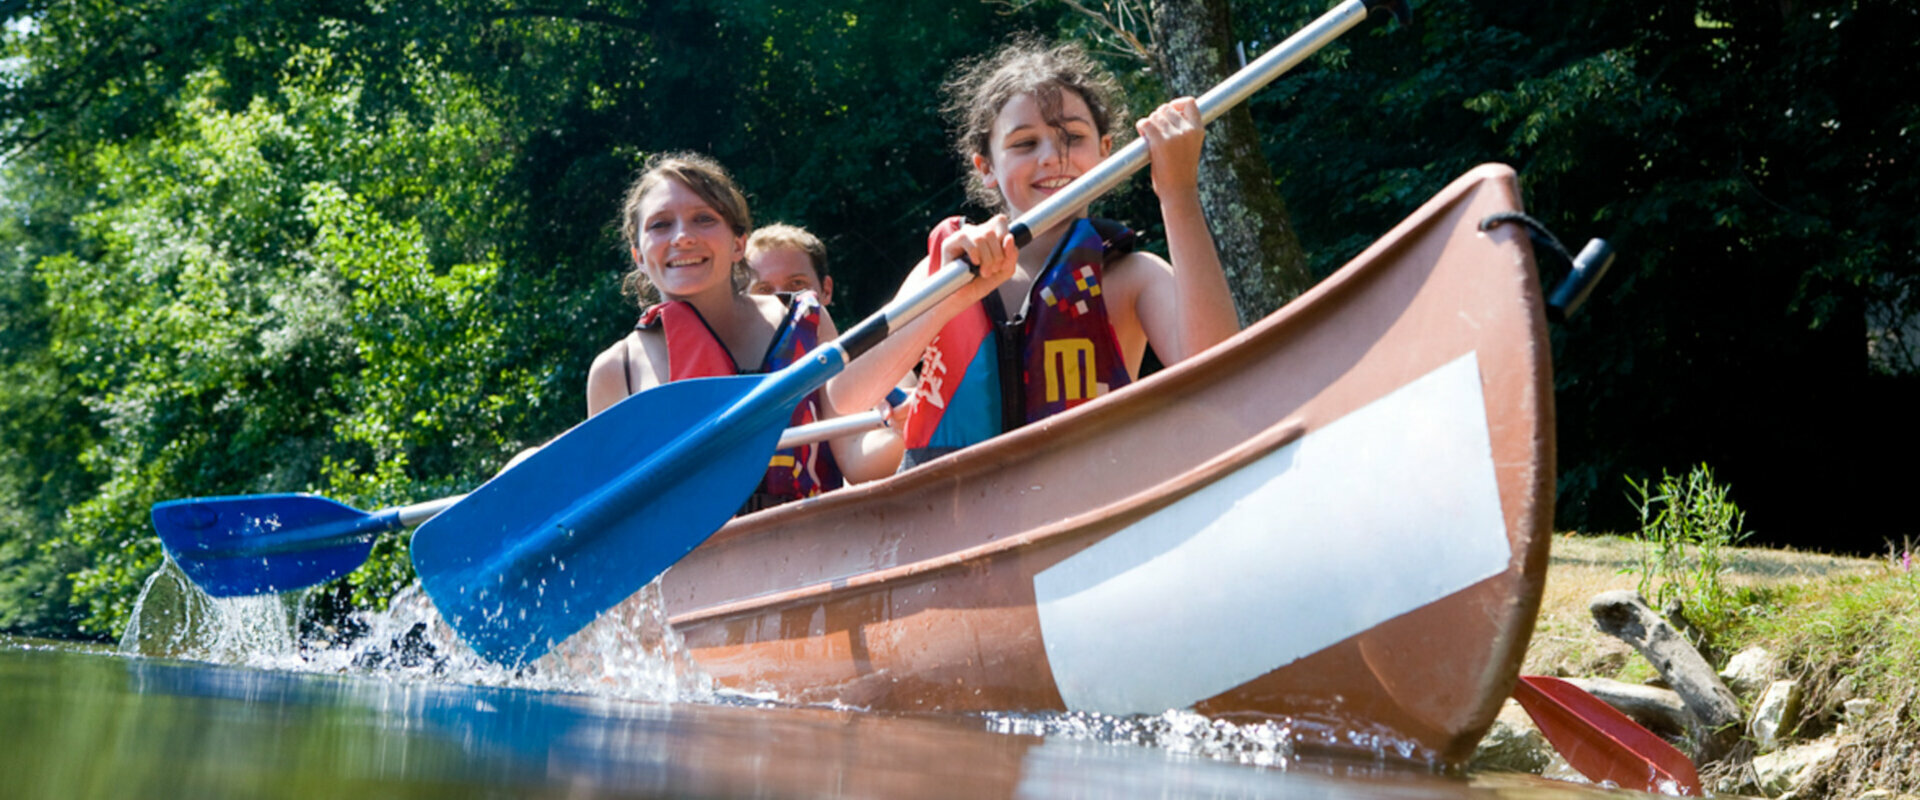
[1626, 463, 1753, 637]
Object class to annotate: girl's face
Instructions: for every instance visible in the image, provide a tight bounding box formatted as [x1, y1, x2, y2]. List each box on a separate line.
[633, 178, 744, 301]
[974, 89, 1111, 216]
[748, 246, 833, 304]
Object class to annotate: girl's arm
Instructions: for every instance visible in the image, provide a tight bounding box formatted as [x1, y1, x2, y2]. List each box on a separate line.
[1131, 97, 1240, 364]
[827, 421, 906, 484]
[822, 217, 1018, 416]
[808, 308, 906, 482]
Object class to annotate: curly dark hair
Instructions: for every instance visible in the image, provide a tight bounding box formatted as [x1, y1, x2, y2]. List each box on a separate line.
[941, 35, 1130, 210]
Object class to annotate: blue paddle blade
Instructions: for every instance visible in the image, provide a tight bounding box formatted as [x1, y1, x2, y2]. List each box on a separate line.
[410, 374, 795, 666]
[152, 494, 387, 597]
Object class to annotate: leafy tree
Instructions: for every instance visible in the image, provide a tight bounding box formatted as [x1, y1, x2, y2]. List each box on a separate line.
[1240, 0, 1918, 544]
[0, 0, 1053, 636]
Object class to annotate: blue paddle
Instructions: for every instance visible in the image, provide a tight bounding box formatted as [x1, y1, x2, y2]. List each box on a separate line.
[152, 410, 893, 599]
[409, 0, 1411, 666]
[154, 493, 461, 598]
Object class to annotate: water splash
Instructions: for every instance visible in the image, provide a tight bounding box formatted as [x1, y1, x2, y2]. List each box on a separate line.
[984, 709, 1298, 768]
[120, 559, 303, 665]
[517, 579, 714, 701]
[118, 560, 712, 704]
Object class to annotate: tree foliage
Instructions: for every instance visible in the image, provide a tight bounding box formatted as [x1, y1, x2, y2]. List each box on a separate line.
[0, 0, 1053, 637]
[1237, 0, 1917, 544]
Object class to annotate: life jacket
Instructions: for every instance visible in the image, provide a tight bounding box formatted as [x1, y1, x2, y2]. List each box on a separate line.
[635, 291, 843, 511]
[901, 216, 1134, 463]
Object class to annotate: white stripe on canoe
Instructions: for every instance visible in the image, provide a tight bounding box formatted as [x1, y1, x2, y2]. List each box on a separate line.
[1032, 351, 1511, 715]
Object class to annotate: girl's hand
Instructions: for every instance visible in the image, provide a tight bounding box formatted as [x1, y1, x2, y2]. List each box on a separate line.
[1136, 97, 1204, 202]
[881, 391, 913, 431]
[939, 214, 1018, 298]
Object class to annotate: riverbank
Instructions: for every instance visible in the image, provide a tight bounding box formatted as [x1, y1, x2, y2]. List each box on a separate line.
[1509, 533, 1916, 798]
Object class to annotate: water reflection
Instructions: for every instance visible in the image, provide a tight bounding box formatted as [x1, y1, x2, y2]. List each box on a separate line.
[33, 562, 1664, 797]
[3, 640, 1645, 798]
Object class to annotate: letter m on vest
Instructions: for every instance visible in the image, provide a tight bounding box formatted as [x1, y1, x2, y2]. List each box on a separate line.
[1042, 338, 1100, 403]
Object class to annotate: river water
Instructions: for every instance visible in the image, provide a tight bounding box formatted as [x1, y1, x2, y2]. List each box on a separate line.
[1, 564, 1642, 798]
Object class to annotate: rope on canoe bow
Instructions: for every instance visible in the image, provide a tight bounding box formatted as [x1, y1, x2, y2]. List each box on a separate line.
[1480, 211, 1616, 323]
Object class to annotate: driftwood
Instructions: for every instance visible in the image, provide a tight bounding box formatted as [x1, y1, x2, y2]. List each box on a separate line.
[1589, 590, 1744, 762]
[1563, 677, 1694, 737]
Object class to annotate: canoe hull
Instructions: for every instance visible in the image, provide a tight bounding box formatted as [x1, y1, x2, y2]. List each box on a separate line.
[647, 164, 1552, 764]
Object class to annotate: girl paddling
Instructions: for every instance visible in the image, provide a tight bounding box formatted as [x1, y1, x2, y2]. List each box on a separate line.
[587, 152, 900, 509]
[827, 37, 1239, 468]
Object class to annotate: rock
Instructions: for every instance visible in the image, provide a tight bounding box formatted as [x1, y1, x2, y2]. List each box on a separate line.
[1750, 680, 1802, 752]
[1752, 737, 1843, 798]
[1563, 676, 1693, 737]
[1471, 699, 1556, 774]
[1843, 698, 1879, 729]
[1721, 646, 1781, 697]
[1830, 674, 1858, 704]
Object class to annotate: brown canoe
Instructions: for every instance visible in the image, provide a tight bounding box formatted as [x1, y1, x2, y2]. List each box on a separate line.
[649, 164, 1552, 765]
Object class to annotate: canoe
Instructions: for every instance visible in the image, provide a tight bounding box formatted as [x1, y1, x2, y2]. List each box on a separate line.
[635, 163, 1553, 765]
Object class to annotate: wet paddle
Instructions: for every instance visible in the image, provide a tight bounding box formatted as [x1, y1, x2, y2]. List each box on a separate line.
[408, 0, 1412, 667]
[152, 410, 893, 599]
[1512, 675, 1704, 795]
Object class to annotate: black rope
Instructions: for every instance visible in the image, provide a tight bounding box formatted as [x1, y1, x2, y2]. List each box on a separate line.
[1478, 211, 1577, 276]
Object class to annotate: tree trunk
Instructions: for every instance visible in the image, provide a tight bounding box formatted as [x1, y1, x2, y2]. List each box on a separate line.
[1150, 0, 1311, 325]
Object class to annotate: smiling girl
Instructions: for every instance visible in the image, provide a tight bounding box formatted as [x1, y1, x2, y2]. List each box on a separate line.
[826, 37, 1239, 468]
[587, 152, 899, 509]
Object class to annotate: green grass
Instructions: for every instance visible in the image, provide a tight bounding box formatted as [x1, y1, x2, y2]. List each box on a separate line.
[1721, 561, 1920, 796]
[1743, 569, 1920, 709]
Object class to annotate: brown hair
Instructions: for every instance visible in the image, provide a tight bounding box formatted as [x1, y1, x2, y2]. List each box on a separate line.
[745, 223, 829, 279]
[617, 151, 755, 306]
[941, 35, 1129, 210]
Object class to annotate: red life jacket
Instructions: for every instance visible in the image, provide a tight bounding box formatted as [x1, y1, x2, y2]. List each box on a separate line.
[635, 292, 843, 510]
[902, 216, 1134, 457]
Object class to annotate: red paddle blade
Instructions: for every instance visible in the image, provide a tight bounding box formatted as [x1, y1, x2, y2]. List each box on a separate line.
[1511, 675, 1704, 796]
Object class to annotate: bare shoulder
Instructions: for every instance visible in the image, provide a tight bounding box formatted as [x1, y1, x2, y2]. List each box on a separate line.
[1104, 250, 1175, 299]
[588, 336, 633, 382]
[748, 292, 789, 324]
[586, 331, 662, 416]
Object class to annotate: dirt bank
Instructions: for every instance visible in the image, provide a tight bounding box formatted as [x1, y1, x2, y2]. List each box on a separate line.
[1526, 534, 1881, 681]
[1521, 534, 1916, 798]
